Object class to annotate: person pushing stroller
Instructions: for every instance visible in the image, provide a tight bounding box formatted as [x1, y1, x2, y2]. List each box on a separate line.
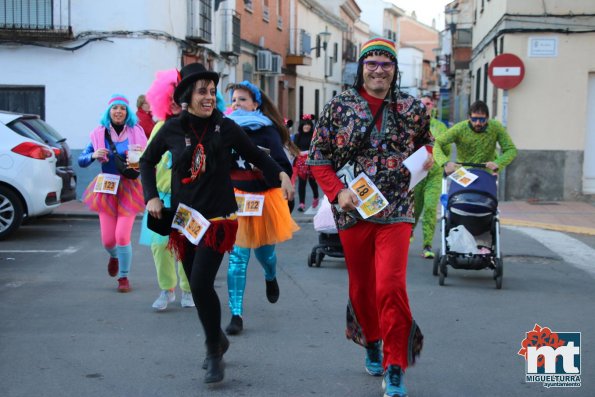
[433, 100, 517, 176]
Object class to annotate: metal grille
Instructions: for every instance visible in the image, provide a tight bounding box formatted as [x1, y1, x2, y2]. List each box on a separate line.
[0, 0, 71, 40]
[199, 0, 211, 42]
[1, 0, 55, 29]
[187, 0, 212, 43]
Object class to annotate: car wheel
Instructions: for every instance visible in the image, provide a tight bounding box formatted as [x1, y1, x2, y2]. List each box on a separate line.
[0, 186, 24, 240]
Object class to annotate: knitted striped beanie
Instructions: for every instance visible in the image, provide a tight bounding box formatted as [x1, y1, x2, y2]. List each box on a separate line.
[101, 93, 138, 128]
[359, 37, 397, 61]
[108, 94, 130, 107]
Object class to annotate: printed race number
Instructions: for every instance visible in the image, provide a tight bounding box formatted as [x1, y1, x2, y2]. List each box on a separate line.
[351, 177, 374, 201]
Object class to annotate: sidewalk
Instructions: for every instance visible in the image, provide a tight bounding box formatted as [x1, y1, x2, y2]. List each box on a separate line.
[52, 199, 595, 236]
[498, 200, 595, 236]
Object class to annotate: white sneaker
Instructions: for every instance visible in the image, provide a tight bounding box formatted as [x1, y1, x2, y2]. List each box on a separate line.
[181, 291, 195, 308]
[152, 290, 175, 311]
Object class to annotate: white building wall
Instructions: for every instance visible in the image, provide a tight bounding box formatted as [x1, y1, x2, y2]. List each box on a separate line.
[359, 0, 388, 36]
[295, 0, 343, 117]
[398, 47, 423, 97]
[0, 0, 199, 149]
[1, 40, 180, 149]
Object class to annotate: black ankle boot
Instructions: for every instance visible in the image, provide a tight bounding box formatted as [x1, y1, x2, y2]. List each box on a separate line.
[266, 278, 279, 303]
[202, 332, 229, 370]
[204, 354, 224, 383]
[225, 315, 243, 335]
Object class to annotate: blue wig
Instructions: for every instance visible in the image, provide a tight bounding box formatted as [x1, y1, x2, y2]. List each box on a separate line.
[100, 94, 139, 128]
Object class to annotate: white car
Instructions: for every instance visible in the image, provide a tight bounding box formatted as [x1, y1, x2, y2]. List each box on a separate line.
[0, 113, 62, 240]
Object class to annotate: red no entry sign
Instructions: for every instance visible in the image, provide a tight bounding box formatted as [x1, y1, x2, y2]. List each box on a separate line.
[488, 53, 525, 89]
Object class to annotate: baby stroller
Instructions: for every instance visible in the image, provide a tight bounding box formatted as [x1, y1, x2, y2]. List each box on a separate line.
[307, 196, 344, 267]
[433, 163, 503, 289]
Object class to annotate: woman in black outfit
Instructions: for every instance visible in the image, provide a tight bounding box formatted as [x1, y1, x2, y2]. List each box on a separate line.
[139, 63, 293, 384]
[293, 114, 320, 211]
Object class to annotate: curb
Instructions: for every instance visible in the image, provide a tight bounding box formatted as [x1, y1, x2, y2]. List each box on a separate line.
[501, 218, 595, 236]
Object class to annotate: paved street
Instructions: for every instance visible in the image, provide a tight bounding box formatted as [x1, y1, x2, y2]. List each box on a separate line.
[1, 216, 594, 397]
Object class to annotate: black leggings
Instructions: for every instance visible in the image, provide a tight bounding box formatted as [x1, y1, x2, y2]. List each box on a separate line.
[298, 176, 319, 204]
[181, 243, 224, 347]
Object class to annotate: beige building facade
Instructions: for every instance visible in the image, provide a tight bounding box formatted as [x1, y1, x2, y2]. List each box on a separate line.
[294, 0, 346, 118]
[470, 0, 595, 200]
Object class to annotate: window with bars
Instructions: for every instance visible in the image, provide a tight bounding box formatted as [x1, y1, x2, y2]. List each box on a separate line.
[198, 0, 212, 41]
[187, 0, 212, 43]
[242, 62, 253, 82]
[0, 0, 51, 29]
[0, 0, 71, 41]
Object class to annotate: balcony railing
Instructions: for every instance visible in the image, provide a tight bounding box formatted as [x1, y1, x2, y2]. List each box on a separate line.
[343, 39, 357, 62]
[286, 28, 312, 66]
[0, 0, 72, 42]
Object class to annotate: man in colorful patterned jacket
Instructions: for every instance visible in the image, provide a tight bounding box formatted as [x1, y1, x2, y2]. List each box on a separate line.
[307, 37, 433, 397]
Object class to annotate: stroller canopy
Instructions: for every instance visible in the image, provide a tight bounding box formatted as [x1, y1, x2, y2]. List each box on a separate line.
[448, 169, 498, 215]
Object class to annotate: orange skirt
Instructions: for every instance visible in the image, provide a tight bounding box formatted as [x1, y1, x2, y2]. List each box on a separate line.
[234, 187, 299, 248]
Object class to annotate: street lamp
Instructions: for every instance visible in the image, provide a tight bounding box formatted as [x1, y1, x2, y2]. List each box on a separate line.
[445, 7, 460, 33]
[307, 26, 332, 109]
[319, 27, 331, 52]
[310, 26, 331, 55]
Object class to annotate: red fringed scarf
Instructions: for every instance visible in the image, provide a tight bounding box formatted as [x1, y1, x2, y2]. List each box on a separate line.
[167, 218, 239, 262]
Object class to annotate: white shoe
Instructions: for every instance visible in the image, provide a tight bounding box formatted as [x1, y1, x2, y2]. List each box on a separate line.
[152, 290, 175, 311]
[181, 291, 195, 308]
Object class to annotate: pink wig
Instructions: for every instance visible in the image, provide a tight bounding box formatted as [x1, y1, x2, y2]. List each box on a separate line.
[145, 69, 180, 121]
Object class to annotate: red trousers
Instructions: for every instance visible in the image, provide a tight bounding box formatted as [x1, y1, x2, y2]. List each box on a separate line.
[339, 221, 413, 370]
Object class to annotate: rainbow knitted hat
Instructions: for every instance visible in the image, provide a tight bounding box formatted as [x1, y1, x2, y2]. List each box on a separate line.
[359, 37, 397, 61]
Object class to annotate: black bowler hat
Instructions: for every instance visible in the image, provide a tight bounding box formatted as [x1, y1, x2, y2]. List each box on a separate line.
[173, 63, 220, 105]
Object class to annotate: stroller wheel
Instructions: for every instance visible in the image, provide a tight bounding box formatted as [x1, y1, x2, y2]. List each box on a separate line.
[439, 269, 446, 286]
[432, 254, 442, 276]
[315, 252, 324, 267]
[438, 257, 448, 286]
[308, 251, 316, 267]
[494, 258, 503, 289]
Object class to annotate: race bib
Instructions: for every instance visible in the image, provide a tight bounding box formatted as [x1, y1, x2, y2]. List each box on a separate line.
[171, 203, 210, 245]
[235, 193, 265, 216]
[93, 173, 120, 195]
[348, 173, 389, 219]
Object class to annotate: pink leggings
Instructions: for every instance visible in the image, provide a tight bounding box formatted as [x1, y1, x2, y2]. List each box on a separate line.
[98, 212, 136, 248]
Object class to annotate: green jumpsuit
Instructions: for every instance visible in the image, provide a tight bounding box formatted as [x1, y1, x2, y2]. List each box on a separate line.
[413, 118, 449, 249]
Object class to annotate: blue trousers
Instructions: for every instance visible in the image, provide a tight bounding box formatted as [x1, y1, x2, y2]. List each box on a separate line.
[227, 244, 276, 316]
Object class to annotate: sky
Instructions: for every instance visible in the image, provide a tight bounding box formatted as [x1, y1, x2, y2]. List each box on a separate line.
[388, 0, 452, 31]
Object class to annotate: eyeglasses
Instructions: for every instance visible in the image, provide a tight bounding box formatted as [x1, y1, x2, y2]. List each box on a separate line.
[363, 60, 395, 71]
[470, 117, 487, 123]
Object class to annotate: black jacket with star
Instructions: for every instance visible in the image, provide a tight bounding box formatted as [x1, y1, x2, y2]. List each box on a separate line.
[230, 125, 292, 193]
[140, 111, 283, 219]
